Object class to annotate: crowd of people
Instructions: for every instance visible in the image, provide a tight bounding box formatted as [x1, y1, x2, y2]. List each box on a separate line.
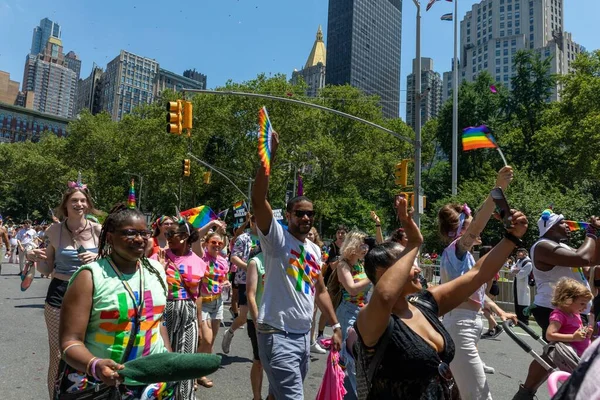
[3, 130, 600, 400]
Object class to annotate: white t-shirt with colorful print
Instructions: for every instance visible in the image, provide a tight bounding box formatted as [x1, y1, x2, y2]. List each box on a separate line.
[257, 217, 322, 334]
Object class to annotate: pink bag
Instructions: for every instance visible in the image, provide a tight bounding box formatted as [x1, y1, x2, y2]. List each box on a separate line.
[316, 339, 347, 400]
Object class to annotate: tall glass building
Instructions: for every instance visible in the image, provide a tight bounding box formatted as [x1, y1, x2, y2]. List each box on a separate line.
[31, 18, 61, 55]
[326, 0, 402, 118]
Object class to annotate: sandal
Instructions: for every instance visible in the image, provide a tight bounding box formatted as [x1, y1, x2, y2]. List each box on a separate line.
[197, 377, 213, 388]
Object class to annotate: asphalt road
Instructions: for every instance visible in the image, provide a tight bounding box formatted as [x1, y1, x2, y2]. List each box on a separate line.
[0, 262, 550, 400]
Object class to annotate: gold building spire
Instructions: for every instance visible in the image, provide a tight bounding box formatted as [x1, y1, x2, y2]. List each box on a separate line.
[304, 25, 326, 69]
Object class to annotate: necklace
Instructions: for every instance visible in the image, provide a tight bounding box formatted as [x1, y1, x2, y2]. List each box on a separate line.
[64, 220, 88, 248]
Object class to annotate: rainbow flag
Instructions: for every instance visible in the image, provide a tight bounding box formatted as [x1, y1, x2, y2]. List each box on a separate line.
[462, 125, 498, 151]
[180, 206, 218, 229]
[233, 200, 246, 210]
[565, 220, 589, 231]
[258, 106, 273, 176]
[127, 179, 136, 209]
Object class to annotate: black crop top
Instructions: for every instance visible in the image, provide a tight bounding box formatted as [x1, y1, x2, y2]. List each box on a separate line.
[355, 290, 457, 400]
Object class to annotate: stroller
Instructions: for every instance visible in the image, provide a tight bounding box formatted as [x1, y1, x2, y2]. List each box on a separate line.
[503, 320, 581, 396]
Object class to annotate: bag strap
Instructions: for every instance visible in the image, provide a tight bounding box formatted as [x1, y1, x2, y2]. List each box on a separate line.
[367, 316, 395, 384]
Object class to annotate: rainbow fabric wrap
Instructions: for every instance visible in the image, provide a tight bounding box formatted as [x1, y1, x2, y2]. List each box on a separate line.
[180, 206, 218, 229]
[127, 179, 136, 209]
[258, 106, 273, 176]
[565, 220, 589, 231]
[462, 125, 498, 151]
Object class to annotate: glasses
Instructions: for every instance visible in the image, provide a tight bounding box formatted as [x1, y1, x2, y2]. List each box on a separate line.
[293, 210, 315, 218]
[438, 361, 453, 381]
[209, 240, 224, 247]
[119, 229, 152, 240]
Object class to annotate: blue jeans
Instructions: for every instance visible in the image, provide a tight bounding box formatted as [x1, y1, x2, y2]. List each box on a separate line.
[336, 300, 360, 400]
[257, 330, 310, 400]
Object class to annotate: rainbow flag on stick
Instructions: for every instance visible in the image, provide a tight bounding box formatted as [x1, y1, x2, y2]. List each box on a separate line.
[462, 125, 508, 166]
[180, 206, 218, 229]
[565, 220, 589, 231]
[127, 179, 136, 209]
[233, 200, 246, 210]
[258, 107, 273, 176]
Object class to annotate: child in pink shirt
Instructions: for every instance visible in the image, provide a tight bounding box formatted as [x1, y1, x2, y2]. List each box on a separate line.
[547, 277, 594, 357]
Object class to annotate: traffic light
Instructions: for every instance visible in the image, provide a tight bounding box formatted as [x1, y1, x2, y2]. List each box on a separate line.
[183, 101, 193, 136]
[182, 159, 191, 177]
[408, 193, 426, 209]
[394, 159, 410, 186]
[167, 101, 183, 135]
[203, 171, 211, 184]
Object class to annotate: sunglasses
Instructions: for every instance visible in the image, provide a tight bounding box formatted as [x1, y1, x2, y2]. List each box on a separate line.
[119, 229, 152, 240]
[209, 240, 224, 247]
[438, 361, 453, 381]
[293, 210, 315, 218]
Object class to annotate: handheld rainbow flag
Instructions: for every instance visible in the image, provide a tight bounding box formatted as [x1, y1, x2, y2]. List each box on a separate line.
[564, 220, 590, 231]
[127, 179, 136, 209]
[180, 206, 218, 229]
[258, 106, 273, 176]
[233, 200, 246, 210]
[462, 125, 508, 166]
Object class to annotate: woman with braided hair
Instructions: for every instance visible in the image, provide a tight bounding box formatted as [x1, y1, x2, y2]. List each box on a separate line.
[57, 204, 176, 399]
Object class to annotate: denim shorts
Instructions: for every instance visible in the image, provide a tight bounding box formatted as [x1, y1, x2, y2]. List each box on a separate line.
[201, 296, 223, 321]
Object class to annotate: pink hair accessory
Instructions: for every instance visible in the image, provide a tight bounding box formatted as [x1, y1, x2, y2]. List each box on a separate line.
[462, 203, 472, 216]
[67, 181, 88, 190]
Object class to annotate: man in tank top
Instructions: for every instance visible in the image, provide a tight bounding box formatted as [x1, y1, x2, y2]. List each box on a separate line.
[512, 209, 600, 400]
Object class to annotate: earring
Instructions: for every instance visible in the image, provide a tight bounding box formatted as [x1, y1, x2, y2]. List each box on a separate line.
[179, 239, 185, 244]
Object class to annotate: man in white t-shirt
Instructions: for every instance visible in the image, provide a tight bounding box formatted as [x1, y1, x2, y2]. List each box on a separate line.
[251, 130, 342, 400]
[16, 220, 36, 275]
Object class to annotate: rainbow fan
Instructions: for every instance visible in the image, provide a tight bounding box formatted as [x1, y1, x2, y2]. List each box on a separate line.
[564, 220, 589, 231]
[127, 179, 136, 209]
[258, 106, 273, 176]
[180, 206, 218, 229]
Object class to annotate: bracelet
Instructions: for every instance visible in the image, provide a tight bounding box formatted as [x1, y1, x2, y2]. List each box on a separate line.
[61, 343, 84, 360]
[86, 357, 98, 377]
[504, 232, 524, 248]
[331, 323, 342, 331]
[90, 358, 100, 381]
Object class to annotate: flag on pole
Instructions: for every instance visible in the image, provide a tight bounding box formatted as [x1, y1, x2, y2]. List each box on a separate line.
[441, 13, 453, 21]
[233, 200, 247, 211]
[564, 221, 589, 231]
[462, 125, 497, 151]
[426, 0, 438, 11]
[217, 209, 229, 220]
[180, 206, 218, 229]
[489, 85, 498, 93]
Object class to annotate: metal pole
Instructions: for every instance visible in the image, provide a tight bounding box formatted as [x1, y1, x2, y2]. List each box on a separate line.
[178, 178, 182, 210]
[413, 0, 422, 228]
[293, 165, 298, 198]
[452, 0, 459, 195]
[247, 179, 253, 212]
[187, 153, 249, 200]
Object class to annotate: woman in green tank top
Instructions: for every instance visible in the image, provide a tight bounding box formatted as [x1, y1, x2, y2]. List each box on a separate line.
[57, 205, 177, 399]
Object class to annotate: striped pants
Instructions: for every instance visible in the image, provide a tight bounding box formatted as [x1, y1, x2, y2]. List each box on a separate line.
[165, 299, 198, 400]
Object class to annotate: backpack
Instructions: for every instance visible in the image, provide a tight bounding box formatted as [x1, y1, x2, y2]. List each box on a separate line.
[326, 265, 343, 310]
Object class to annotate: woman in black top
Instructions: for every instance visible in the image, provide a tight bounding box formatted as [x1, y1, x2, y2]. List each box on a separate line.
[354, 196, 527, 399]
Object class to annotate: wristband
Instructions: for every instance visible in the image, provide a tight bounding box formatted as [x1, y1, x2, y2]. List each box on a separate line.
[91, 358, 100, 381]
[86, 357, 98, 377]
[61, 342, 83, 360]
[331, 323, 342, 331]
[504, 232, 524, 248]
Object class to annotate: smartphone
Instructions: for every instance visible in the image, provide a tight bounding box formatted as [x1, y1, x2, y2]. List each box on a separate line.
[77, 245, 87, 254]
[490, 187, 512, 229]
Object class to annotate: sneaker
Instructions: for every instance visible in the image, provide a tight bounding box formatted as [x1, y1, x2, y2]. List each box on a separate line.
[483, 364, 495, 374]
[480, 329, 496, 340]
[310, 341, 327, 354]
[221, 328, 234, 354]
[490, 324, 504, 338]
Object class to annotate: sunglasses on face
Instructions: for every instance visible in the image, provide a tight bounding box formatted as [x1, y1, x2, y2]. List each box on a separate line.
[208, 240, 224, 247]
[119, 229, 152, 240]
[293, 210, 315, 218]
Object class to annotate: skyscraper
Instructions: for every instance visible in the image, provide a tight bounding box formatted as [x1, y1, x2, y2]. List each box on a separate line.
[326, 0, 402, 118]
[183, 69, 207, 89]
[30, 18, 61, 55]
[406, 58, 443, 132]
[76, 65, 104, 116]
[155, 68, 207, 98]
[65, 51, 82, 80]
[101, 50, 158, 121]
[458, 0, 581, 99]
[291, 26, 327, 97]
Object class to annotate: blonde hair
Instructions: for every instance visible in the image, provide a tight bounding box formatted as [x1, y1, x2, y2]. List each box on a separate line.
[551, 277, 593, 308]
[309, 227, 324, 248]
[340, 230, 367, 261]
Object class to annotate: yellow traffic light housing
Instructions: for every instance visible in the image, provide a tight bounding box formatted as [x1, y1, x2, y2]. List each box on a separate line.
[182, 159, 191, 177]
[167, 101, 183, 135]
[203, 171, 211, 184]
[183, 101, 193, 136]
[394, 159, 409, 186]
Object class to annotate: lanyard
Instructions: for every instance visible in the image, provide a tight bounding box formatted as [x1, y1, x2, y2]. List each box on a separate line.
[107, 257, 145, 322]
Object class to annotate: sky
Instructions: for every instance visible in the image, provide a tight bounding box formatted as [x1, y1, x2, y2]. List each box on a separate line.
[0, 0, 599, 120]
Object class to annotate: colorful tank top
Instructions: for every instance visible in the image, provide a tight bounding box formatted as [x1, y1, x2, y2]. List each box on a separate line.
[341, 262, 370, 308]
[68, 258, 167, 372]
[164, 249, 207, 301]
[201, 253, 230, 296]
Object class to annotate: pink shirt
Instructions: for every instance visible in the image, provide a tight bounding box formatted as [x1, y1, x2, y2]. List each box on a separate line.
[549, 308, 590, 356]
[200, 253, 230, 296]
[164, 250, 207, 301]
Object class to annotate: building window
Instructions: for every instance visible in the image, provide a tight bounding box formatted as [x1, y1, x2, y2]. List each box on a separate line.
[500, 30, 505, 36]
[504, 57, 509, 64]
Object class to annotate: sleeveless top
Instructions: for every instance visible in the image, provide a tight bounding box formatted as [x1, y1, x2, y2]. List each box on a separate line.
[200, 253, 230, 296]
[354, 290, 456, 399]
[68, 258, 168, 379]
[247, 253, 266, 321]
[164, 249, 207, 301]
[531, 238, 592, 313]
[54, 222, 98, 276]
[341, 262, 371, 308]
[440, 239, 485, 307]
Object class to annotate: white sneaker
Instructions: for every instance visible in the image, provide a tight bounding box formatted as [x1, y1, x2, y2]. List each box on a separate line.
[310, 341, 327, 354]
[483, 364, 495, 374]
[221, 328, 234, 354]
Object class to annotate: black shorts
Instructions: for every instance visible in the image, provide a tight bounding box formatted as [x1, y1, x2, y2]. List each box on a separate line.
[238, 284, 248, 306]
[247, 319, 260, 361]
[489, 281, 500, 296]
[45, 278, 69, 308]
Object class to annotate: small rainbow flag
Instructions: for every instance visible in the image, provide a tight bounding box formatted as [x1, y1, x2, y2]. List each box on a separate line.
[462, 125, 498, 151]
[127, 179, 136, 209]
[565, 220, 589, 231]
[258, 106, 273, 176]
[180, 206, 218, 229]
[233, 200, 245, 210]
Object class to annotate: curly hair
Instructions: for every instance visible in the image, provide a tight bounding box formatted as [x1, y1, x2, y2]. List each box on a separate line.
[551, 277, 593, 308]
[438, 203, 469, 242]
[340, 230, 367, 261]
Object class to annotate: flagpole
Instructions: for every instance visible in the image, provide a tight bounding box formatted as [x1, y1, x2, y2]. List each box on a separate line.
[451, 0, 459, 196]
[412, 0, 422, 228]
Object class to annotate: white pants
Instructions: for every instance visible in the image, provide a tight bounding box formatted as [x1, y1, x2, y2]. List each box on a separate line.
[442, 309, 492, 400]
